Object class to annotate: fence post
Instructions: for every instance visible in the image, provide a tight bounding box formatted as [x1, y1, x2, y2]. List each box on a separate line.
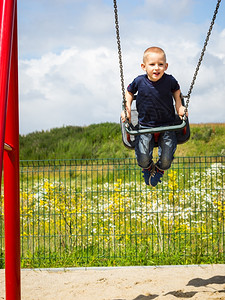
[2, 1, 21, 299]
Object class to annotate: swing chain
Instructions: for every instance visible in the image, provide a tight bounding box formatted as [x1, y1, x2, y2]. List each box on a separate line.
[113, 0, 128, 122]
[183, 0, 222, 116]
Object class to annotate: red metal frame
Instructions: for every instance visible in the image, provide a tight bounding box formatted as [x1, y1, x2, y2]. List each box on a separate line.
[0, 0, 21, 299]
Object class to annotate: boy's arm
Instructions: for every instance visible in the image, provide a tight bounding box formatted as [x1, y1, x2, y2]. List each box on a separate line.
[173, 89, 188, 119]
[121, 90, 134, 123]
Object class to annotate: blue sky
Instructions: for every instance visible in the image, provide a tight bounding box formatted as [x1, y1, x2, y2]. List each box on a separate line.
[18, 0, 225, 134]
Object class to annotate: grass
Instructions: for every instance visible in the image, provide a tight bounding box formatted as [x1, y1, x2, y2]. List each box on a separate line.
[1, 123, 224, 268]
[19, 122, 225, 160]
[1, 157, 223, 269]
[176, 123, 225, 157]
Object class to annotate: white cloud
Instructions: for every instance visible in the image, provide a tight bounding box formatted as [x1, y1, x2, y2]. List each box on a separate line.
[19, 46, 122, 133]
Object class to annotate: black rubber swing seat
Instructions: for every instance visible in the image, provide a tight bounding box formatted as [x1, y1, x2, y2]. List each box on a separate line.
[120, 101, 190, 150]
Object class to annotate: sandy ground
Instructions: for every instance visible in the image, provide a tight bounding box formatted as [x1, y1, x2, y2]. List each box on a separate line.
[1, 265, 225, 300]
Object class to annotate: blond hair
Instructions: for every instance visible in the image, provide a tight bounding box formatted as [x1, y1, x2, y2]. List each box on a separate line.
[143, 47, 167, 63]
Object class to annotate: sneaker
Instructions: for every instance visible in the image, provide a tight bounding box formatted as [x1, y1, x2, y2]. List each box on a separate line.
[142, 163, 154, 185]
[150, 166, 164, 187]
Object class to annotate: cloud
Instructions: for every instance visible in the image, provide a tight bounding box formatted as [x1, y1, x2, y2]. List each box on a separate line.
[19, 46, 122, 133]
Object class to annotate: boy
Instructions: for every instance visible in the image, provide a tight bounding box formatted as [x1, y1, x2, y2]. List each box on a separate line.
[121, 47, 187, 187]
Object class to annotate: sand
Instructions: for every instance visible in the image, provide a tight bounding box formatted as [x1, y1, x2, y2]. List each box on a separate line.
[1, 265, 225, 300]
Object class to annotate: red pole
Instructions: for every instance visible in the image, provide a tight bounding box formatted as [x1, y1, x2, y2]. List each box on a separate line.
[3, 1, 21, 300]
[0, 0, 16, 183]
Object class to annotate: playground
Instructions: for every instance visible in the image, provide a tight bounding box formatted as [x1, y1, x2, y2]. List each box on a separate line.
[0, 0, 225, 300]
[1, 265, 225, 299]
[1, 156, 225, 300]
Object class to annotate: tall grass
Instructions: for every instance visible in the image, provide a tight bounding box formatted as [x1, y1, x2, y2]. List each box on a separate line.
[19, 123, 225, 160]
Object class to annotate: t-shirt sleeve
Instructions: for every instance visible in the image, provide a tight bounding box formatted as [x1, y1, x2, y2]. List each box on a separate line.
[127, 77, 138, 94]
[171, 76, 180, 92]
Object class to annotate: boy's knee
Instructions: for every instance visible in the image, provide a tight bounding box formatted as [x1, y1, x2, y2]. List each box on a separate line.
[137, 154, 151, 169]
[158, 156, 173, 170]
[160, 161, 172, 170]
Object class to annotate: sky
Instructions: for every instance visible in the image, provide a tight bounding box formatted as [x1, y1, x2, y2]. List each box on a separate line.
[18, 0, 225, 135]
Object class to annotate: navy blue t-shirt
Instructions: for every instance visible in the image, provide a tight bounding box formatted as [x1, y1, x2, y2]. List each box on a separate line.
[127, 73, 180, 127]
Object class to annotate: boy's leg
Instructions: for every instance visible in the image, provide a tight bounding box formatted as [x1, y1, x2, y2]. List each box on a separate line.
[135, 133, 155, 169]
[135, 133, 155, 185]
[156, 131, 177, 171]
[150, 131, 177, 187]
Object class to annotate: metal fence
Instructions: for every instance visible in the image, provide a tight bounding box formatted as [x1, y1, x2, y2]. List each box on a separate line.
[0, 156, 225, 268]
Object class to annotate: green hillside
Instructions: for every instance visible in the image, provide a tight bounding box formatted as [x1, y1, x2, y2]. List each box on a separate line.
[19, 123, 225, 160]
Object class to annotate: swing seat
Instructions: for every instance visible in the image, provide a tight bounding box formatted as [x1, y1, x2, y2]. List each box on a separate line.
[120, 101, 190, 149]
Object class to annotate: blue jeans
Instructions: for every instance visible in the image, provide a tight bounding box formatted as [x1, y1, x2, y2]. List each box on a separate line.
[135, 130, 177, 171]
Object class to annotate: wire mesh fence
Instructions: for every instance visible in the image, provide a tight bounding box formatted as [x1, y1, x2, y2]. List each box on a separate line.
[0, 156, 225, 268]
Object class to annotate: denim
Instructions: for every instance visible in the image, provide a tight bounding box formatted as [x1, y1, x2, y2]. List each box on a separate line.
[135, 130, 177, 171]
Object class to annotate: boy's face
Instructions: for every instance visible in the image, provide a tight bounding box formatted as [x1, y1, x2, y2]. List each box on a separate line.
[141, 52, 168, 82]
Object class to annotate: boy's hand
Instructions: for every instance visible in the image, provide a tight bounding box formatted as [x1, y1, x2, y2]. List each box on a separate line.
[178, 105, 188, 119]
[121, 110, 131, 123]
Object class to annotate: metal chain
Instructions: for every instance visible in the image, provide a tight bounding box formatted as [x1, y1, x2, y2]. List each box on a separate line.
[113, 0, 127, 120]
[183, 0, 222, 116]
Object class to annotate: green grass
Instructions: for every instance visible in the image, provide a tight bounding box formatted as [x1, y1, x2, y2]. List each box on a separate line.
[176, 123, 225, 157]
[8, 161, 223, 268]
[1, 123, 224, 268]
[19, 122, 225, 160]
[19, 123, 131, 160]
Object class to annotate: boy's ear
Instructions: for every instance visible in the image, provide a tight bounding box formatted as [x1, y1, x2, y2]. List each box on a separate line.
[165, 63, 168, 70]
[141, 63, 146, 71]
